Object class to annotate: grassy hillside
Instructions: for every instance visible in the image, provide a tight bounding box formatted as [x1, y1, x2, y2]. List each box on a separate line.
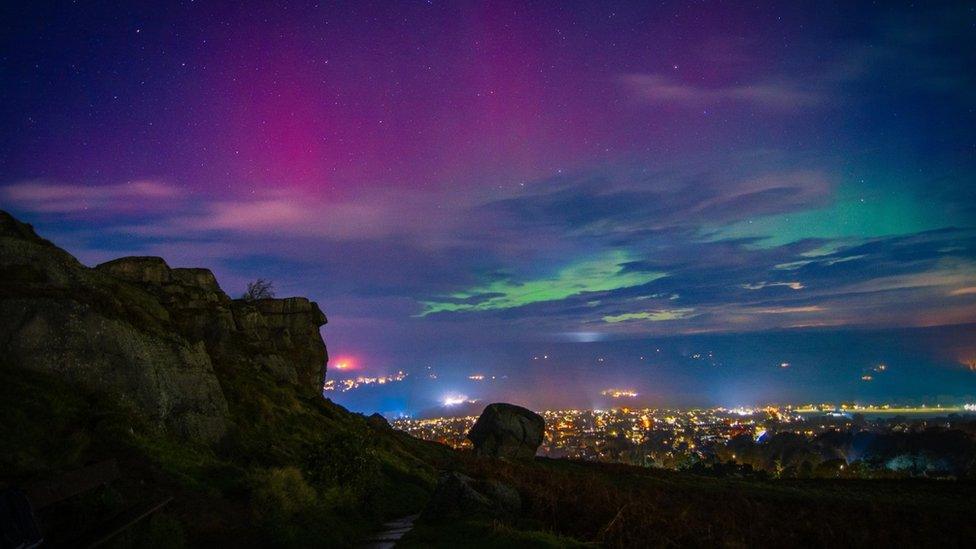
[0, 361, 451, 547]
[4, 361, 976, 547]
[405, 452, 976, 547]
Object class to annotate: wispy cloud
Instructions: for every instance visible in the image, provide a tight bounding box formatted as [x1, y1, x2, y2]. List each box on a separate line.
[3, 161, 973, 336]
[603, 308, 696, 323]
[950, 287, 976, 296]
[743, 281, 804, 290]
[748, 305, 825, 314]
[483, 168, 834, 239]
[2, 180, 179, 214]
[162, 197, 397, 240]
[3, 180, 466, 243]
[621, 74, 823, 110]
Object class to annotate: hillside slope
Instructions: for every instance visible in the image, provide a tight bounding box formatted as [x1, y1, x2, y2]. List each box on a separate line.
[0, 210, 452, 546]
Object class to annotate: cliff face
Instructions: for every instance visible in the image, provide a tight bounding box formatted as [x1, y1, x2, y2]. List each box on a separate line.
[95, 256, 328, 393]
[0, 211, 328, 444]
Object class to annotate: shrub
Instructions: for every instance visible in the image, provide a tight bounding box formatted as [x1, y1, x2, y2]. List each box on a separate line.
[242, 278, 275, 301]
[303, 430, 379, 491]
[250, 466, 317, 519]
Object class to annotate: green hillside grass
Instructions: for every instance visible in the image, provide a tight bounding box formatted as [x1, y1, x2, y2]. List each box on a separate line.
[0, 362, 450, 547]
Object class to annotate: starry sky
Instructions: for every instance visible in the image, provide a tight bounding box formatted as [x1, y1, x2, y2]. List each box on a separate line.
[2, 1, 975, 416]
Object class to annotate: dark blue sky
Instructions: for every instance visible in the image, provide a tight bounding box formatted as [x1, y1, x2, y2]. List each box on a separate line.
[1, 1, 974, 415]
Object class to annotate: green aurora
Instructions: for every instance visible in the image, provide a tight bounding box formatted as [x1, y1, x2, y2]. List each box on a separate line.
[709, 182, 967, 248]
[420, 251, 664, 315]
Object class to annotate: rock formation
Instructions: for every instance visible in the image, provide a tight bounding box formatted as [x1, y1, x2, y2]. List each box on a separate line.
[0, 211, 329, 444]
[467, 403, 546, 459]
[366, 412, 392, 431]
[422, 472, 521, 518]
[95, 256, 328, 393]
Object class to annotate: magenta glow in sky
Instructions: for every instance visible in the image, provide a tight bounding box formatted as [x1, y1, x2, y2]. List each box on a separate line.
[2, 1, 974, 415]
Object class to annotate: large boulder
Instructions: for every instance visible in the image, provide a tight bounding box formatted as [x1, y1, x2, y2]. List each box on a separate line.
[467, 403, 545, 459]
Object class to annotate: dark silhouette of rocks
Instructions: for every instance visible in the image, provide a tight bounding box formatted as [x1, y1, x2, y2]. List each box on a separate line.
[422, 472, 521, 519]
[0, 210, 328, 444]
[467, 402, 545, 459]
[366, 412, 392, 431]
[425, 472, 492, 517]
[96, 255, 328, 393]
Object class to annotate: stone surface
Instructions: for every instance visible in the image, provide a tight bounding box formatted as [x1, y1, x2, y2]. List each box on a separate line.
[366, 413, 392, 431]
[0, 210, 331, 443]
[480, 479, 522, 513]
[94, 256, 329, 397]
[423, 472, 492, 517]
[421, 472, 522, 519]
[467, 403, 546, 459]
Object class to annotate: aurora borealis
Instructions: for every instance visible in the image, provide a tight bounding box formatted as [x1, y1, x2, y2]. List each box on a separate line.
[2, 1, 974, 416]
[420, 251, 666, 314]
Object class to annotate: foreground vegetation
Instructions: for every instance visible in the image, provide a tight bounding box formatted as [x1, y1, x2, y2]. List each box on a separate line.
[0, 363, 449, 547]
[4, 362, 975, 547]
[409, 454, 976, 547]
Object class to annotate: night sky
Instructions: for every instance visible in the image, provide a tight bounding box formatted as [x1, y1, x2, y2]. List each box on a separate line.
[2, 1, 974, 417]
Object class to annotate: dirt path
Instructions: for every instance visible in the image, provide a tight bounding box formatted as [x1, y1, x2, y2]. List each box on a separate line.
[359, 513, 420, 549]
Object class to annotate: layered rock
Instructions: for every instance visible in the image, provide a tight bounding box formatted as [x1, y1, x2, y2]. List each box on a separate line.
[0, 211, 329, 443]
[467, 403, 546, 459]
[95, 256, 329, 393]
[230, 297, 328, 390]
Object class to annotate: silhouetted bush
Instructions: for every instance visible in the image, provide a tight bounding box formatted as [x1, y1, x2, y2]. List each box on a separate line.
[242, 278, 275, 300]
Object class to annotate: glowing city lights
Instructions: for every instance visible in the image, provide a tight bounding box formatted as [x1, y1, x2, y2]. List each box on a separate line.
[332, 356, 357, 371]
[323, 370, 407, 392]
[442, 394, 477, 407]
[601, 389, 638, 399]
[394, 402, 975, 467]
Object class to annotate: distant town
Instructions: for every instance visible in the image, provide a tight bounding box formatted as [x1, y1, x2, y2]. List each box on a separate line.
[393, 404, 976, 477]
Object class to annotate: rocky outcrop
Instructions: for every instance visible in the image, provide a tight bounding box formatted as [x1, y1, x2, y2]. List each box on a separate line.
[422, 472, 521, 519]
[0, 211, 329, 443]
[95, 256, 328, 393]
[467, 403, 546, 459]
[230, 297, 328, 391]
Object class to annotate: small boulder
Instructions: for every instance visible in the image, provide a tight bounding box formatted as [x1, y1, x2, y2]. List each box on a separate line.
[467, 403, 545, 459]
[366, 412, 391, 431]
[480, 479, 521, 513]
[422, 472, 522, 519]
[424, 472, 492, 517]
